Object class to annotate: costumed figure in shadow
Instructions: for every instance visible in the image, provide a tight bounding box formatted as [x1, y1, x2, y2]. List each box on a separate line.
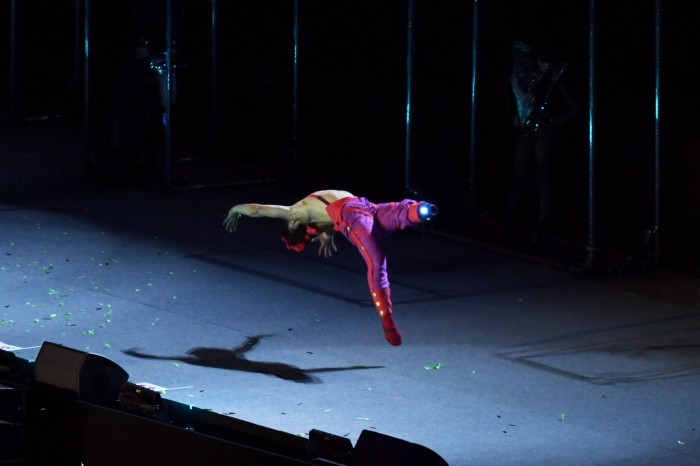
[503, 40, 579, 249]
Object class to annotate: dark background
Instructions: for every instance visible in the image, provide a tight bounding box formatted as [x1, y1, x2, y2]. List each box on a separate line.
[1, 0, 698, 275]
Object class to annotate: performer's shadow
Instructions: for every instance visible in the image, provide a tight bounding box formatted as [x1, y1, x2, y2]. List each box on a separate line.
[123, 335, 384, 384]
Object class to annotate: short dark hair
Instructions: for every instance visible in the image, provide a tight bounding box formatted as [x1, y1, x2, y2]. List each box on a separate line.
[281, 223, 309, 251]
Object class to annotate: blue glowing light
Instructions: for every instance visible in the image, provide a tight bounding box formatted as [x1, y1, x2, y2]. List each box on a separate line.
[417, 202, 438, 221]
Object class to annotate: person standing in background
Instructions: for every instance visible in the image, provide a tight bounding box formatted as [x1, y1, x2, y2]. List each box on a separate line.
[503, 40, 579, 250]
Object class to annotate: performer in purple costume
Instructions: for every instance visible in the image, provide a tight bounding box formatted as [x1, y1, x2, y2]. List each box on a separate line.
[224, 190, 437, 346]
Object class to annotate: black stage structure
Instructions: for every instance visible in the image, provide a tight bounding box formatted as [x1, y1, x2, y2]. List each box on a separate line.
[1, 342, 447, 465]
[2, 1, 700, 465]
[6, 0, 697, 275]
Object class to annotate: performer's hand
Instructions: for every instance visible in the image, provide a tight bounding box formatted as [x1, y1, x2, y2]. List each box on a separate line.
[312, 232, 337, 258]
[223, 208, 242, 232]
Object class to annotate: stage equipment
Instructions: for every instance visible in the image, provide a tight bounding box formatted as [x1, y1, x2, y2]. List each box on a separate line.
[0, 349, 18, 381]
[651, 0, 662, 264]
[584, 0, 600, 271]
[0, 384, 25, 463]
[307, 429, 354, 464]
[118, 381, 171, 423]
[404, 0, 416, 197]
[2, 342, 449, 465]
[466, 0, 480, 214]
[354, 429, 449, 466]
[33, 341, 129, 407]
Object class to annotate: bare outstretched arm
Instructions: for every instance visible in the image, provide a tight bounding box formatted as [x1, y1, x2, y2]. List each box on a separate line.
[224, 203, 292, 232]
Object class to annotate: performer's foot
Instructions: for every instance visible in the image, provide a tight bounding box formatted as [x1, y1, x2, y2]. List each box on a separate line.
[383, 326, 402, 346]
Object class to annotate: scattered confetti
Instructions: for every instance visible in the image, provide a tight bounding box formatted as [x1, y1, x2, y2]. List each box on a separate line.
[559, 413, 566, 421]
[357, 417, 370, 421]
[424, 363, 442, 370]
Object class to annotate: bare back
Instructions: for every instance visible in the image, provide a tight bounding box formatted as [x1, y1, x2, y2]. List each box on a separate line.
[291, 189, 354, 225]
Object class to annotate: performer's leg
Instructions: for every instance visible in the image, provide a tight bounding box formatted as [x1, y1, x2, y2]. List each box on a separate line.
[504, 135, 532, 239]
[349, 229, 401, 346]
[375, 200, 425, 233]
[372, 287, 401, 346]
[533, 130, 552, 246]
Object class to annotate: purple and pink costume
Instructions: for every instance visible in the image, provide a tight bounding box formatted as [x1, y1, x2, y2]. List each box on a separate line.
[309, 195, 425, 345]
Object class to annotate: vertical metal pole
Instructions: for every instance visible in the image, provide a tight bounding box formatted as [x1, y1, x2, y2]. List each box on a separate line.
[652, 0, 662, 262]
[467, 0, 480, 211]
[9, 0, 18, 120]
[404, 0, 416, 196]
[75, 0, 81, 112]
[83, 0, 90, 136]
[585, 0, 598, 269]
[210, 0, 218, 156]
[164, 0, 174, 188]
[292, 0, 300, 174]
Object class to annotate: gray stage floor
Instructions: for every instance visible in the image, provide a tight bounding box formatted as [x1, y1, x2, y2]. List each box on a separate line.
[2, 122, 700, 465]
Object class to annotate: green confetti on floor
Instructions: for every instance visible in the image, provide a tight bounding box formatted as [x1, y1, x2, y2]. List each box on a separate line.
[357, 417, 370, 421]
[424, 363, 442, 370]
[559, 413, 566, 421]
[104, 343, 112, 349]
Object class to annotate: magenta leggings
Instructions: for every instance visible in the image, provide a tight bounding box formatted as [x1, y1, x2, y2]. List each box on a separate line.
[334, 198, 419, 292]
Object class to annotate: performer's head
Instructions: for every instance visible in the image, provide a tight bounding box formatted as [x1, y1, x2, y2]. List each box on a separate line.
[281, 222, 318, 252]
[534, 47, 555, 72]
